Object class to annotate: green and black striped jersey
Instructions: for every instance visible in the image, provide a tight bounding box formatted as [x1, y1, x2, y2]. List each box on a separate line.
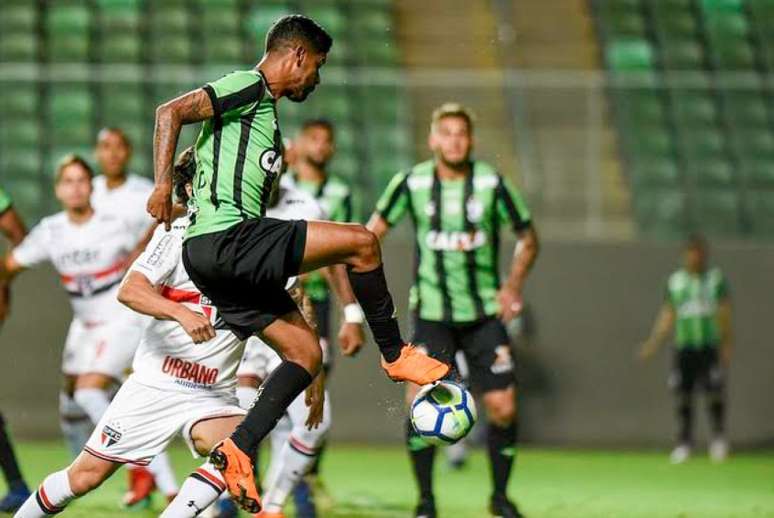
[290, 173, 355, 302]
[0, 187, 12, 214]
[376, 159, 531, 323]
[186, 70, 283, 240]
[665, 268, 729, 350]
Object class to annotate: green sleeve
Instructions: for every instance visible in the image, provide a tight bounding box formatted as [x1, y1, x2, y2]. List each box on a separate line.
[375, 172, 410, 227]
[329, 191, 355, 223]
[203, 70, 266, 118]
[496, 175, 531, 231]
[0, 188, 12, 214]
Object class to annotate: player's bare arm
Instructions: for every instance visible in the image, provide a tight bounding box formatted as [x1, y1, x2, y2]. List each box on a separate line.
[147, 88, 214, 229]
[498, 225, 540, 322]
[717, 298, 733, 366]
[0, 254, 26, 282]
[639, 303, 676, 360]
[319, 264, 365, 356]
[0, 206, 27, 321]
[118, 270, 215, 343]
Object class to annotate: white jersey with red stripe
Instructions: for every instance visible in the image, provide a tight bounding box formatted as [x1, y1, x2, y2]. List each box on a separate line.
[128, 216, 244, 395]
[12, 210, 136, 323]
[91, 174, 155, 244]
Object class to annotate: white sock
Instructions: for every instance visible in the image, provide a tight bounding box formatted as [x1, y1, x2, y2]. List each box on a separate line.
[160, 462, 224, 518]
[73, 388, 111, 424]
[58, 392, 92, 458]
[236, 386, 258, 410]
[14, 470, 74, 518]
[148, 452, 179, 496]
[264, 414, 292, 488]
[262, 390, 331, 513]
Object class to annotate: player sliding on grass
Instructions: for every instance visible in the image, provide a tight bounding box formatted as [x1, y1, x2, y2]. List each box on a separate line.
[368, 103, 539, 518]
[146, 14, 449, 512]
[13, 148, 325, 518]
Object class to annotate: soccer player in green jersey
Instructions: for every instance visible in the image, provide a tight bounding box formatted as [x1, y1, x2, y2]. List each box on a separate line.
[640, 235, 732, 464]
[146, 15, 449, 512]
[0, 187, 31, 513]
[368, 103, 540, 518]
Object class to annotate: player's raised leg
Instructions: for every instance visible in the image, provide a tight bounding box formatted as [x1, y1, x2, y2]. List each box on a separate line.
[300, 219, 449, 383]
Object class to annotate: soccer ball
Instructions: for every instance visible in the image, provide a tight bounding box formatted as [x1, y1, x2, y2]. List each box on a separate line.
[410, 381, 477, 446]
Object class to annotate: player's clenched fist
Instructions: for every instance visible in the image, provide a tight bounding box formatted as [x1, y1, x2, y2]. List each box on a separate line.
[178, 309, 216, 343]
[147, 186, 173, 230]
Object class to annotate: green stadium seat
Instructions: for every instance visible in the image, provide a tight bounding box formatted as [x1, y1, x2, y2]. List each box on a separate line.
[739, 157, 774, 185]
[0, 120, 39, 147]
[731, 130, 774, 158]
[100, 84, 145, 120]
[201, 3, 240, 34]
[203, 38, 243, 64]
[3, 177, 45, 220]
[709, 40, 755, 69]
[97, 0, 140, 31]
[615, 91, 666, 127]
[1, 150, 41, 177]
[701, 0, 743, 13]
[678, 128, 726, 160]
[0, 88, 38, 117]
[746, 189, 774, 235]
[704, 12, 748, 38]
[693, 188, 740, 236]
[626, 129, 672, 159]
[722, 92, 769, 128]
[0, 3, 37, 32]
[630, 158, 680, 185]
[606, 39, 655, 70]
[149, 4, 189, 34]
[602, 11, 646, 38]
[48, 5, 90, 33]
[685, 158, 734, 185]
[303, 5, 346, 38]
[0, 33, 37, 61]
[660, 40, 704, 69]
[100, 34, 140, 62]
[49, 87, 93, 145]
[654, 14, 696, 39]
[671, 93, 717, 127]
[633, 189, 687, 237]
[245, 4, 291, 51]
[148, 35, 192, 63]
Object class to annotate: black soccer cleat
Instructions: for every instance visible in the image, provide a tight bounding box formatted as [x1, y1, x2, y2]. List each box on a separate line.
[490, 495, 525, 518]
[415, 497, 437, 518]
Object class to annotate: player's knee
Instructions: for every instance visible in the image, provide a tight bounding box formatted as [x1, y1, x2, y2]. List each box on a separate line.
[68, 467, 105, 496]
[351, 226, 381, 270]
[484, 393, 516, 427]
[284, 339, 323, 376]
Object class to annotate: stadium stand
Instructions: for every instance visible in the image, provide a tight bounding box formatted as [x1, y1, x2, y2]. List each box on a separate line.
[0, 0, 407, 221]
[592, 0, 774, 238]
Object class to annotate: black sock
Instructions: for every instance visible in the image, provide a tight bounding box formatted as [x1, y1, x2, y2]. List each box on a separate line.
[231, 361, 312, 457]
[677, 395, 693, 445]
[487, 422, 517, 498]
[709, 395, 726, 436]
[0, 413, 26, 490]
[347, 265, 403, 362]
[406, 418, 435, 501]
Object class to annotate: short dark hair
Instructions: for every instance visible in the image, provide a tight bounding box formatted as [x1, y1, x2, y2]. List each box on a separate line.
[55, 154, 94, 184]
[300, 118, 334, 137]
[265, 15, 333, 54]
[173, 147, 196, 204]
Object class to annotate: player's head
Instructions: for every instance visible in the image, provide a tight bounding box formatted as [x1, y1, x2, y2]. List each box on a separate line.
[265, 15, 332, 102]
[173, 146, 196, 205]
[95, 127, 132, 179]
[54, 154, 94, 211]
[429, 102, 475, 168]
[684, 234, 708, 272]
[296, 118, 335, 169]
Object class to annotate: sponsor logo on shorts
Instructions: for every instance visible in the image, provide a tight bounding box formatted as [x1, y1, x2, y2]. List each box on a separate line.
[491, 345, 513, 375]
[101, 424, 122, 448]
[161, 355, 219, 389]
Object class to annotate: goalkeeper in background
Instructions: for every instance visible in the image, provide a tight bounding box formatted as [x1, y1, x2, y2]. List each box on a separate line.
[640, 235, 732, 464]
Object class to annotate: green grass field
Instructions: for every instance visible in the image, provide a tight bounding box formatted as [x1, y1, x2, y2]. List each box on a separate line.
[2, 442, 773, 517]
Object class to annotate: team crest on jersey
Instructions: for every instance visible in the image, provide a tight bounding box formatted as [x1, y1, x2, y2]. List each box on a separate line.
[466, 197, 484, 223]
[101, 423, 123, 448]
[490, 345, 513, 375]
[260, 149, 283, 175]
[75, 274, 95, 297]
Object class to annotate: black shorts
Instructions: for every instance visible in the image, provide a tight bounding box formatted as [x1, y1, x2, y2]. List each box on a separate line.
[413, 317, 515, 393]
[670, 348, 724, 394]
[182, 217, 308, 340]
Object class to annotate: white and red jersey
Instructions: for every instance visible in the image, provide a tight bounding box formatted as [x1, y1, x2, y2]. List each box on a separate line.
[12, 211, 136, 323]
[128, 216, 244, 395]
[91, 174, 155, 244]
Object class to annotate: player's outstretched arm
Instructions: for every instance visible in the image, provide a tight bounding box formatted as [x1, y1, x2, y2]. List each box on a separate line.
[498, 225, 540, 323]
[639, 303, 675, 360]
[148, 89, 214, 229]
[118, 270, 215, 343]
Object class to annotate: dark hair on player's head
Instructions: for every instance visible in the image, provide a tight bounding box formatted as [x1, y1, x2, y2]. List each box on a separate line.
[55, 154, 94, 184]
[173, 146, 196, 204]
[97, 127, 132, 149]
[685, 233, 708, 251]
[265, 15, 333, 55]
[300, 118, 334, 137]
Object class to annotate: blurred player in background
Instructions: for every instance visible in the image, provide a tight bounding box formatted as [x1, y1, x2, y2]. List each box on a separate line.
[93, 127, 180, 506]
[0, 187, 31, 512]
[286, 119, 363, 510]
[368, 103, 539, 518]
[640, 235, 732, 464]
[146, 15, 448, 512]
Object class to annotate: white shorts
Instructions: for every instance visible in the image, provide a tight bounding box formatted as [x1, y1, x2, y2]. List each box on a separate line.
[84, 377, 245, 465]
[237, 337, 282, 380]
[62, 318, 142, 380]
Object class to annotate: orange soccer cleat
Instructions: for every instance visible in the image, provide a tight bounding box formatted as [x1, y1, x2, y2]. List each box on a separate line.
[381, 344, 450, 385]
[209, 438, 262, 513]
[122, 466, 155, 508]
[255, 512, 286, 518]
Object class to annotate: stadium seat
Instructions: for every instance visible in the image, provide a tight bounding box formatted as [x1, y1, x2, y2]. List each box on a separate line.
[100, 34, 140, 62]
[49, 87, 93, 145]
[630, 158, 680, 186]
[0, 3, 37, 32]
[0, 88, 38, 117]
[692, 188, 741, 236]
[1, 151, 41, 178]
[47, 5, 91, 62]
[685, 158, 734, 185]
[677, 128, 726, 161]
[606, 39, 655, 70]
[303, 4, 347, 38]
[245, 3, 291, 51]
[625, 129, 673, 160]
[730, 130, 774, 158]
[99, 84, 145, 121]
[633, 189, 687, 237]
[721, 92, 769, 128]
[615, 91, 666, 128]
[746, 189, 774, 235]
[659, 40, 705, 69]
[0, 33, 38, 62]
[671, 93, 718, 127]
[700, 0, 743, 13]
[739, 157, 774, 185]
[0, 120, 40, 148]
